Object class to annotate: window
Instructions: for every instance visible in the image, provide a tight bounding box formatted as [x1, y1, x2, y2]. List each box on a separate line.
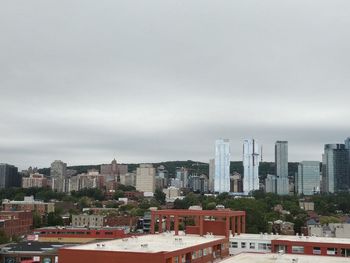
[313, 247, 321, 255]
[192, 251, 197, 259]
[209, 247, 212, 254]
[258, 243, 268, 250]
[241, 242, 246, 249]
[203, 248, 207, 256]
[174, 256, 179, 263]
[231, 242, 238, 248]
[249, 243, 255, 249]
[327, 248, 337, 255]
[181, 255, 186, 263]
[292, 246, 304, 254]
[198, 250, 203, 257]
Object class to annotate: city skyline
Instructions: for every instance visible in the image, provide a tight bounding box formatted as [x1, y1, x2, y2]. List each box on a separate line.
[4, 136, 350, 170]
[1, 1, 350, 169]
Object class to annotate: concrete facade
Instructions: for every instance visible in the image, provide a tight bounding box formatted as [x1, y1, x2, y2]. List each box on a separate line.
[136, 164, 156, 193]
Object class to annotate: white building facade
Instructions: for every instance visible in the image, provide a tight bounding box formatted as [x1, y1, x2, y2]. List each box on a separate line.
[243, 139, 260, 194]
[214, 139, 231, 193]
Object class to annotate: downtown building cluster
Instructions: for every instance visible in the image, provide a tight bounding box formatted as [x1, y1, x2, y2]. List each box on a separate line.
[210, 137, 350, 195]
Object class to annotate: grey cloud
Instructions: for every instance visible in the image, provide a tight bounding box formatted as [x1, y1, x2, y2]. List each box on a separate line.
[1, 0, 350, 169]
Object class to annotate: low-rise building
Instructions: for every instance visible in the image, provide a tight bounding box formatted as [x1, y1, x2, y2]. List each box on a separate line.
[0, 242, 74, 263]
[229, 233, 350, 258]
[2, 196, 55, 216]
[0, 211, 33, 239]
[34, 227, 127, 243]
[72, 214, 105, 227]
[308, 223, 350, 238]
[223, 253, 350, 263]
[59, 233, 230, 263]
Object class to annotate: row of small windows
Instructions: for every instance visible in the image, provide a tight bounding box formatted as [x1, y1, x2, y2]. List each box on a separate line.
[38, 231, 114, 235]
[230, 242, 271, 251]
[172, 247, 213, 263]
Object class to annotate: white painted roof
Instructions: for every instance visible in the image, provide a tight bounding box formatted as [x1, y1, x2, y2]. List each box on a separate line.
[221, 253, 350, 263]
[64, 233, 225, 253]
[231, 233, 350, 244]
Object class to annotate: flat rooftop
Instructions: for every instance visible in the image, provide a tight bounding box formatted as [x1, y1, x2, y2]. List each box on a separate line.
[231, 233, 350, 245]
[221, 253, 350, 263]
[0, 242, 75, 254]
[63, 233, 226, 253]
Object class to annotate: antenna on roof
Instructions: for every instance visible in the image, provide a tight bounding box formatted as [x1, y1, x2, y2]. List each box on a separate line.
[261, 145, 263, 162]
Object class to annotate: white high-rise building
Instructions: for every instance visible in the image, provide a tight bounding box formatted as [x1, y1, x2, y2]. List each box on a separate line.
[214, 139, 231, 193]
[243, 139, 260, 194]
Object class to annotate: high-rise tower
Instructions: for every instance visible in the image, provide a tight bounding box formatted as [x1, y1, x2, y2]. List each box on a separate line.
[214, 139, 231, 193]
[322, 144, 349, 193]
[275, 141, 289, 195]
[243, 139, 260, 194]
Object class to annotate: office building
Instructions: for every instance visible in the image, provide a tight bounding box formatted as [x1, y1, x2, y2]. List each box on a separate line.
[322, 144, 349, 193]
[275, 141, 288, 178]
[243, 139, 260, 194]
[0, 163, 21, 189]
[136, 164, 156, 193]
[214, 139, 231, 193]
[275, 141, 289, 195]
[297, 161, 320, 195]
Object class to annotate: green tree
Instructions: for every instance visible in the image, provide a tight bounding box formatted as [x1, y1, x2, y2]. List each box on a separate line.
[154, 189, 166, 205]
[33, 212, 43, 228]
[47, 212, 63, 226]
[0, 230, 9, 244]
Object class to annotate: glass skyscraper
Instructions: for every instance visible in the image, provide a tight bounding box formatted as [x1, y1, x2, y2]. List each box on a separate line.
[322, 144, 349, 193]
[214, 139, 231, 193]
[275, 141, 289, 195]
[243, 139, 260, 194]
[297, 161, 320, 195]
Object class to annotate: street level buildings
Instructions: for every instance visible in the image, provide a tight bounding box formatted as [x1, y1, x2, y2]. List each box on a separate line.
[214, 139, 231, 193]
[243, 139, 260, 194]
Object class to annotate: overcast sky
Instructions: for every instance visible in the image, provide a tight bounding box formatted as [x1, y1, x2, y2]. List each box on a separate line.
[1, 1, 350, 169]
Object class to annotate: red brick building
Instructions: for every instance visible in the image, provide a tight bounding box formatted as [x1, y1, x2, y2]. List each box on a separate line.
[150, 209, 246, 237]
[0, 211, 33, 238]
[58, 209, 245, 263]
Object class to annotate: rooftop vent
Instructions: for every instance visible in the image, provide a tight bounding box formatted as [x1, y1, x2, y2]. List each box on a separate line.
[140, 244, 148, 249]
